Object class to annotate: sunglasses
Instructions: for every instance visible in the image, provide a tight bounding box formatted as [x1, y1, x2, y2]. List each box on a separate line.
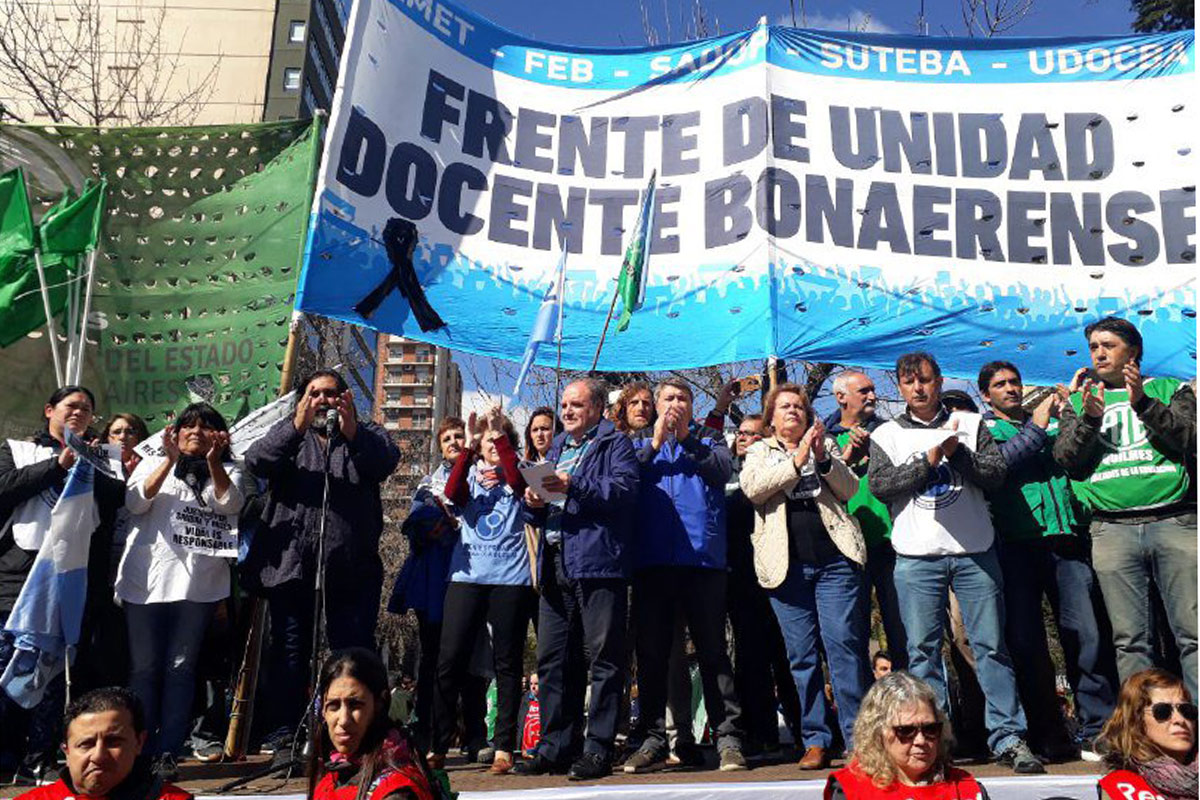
[1148, 702, 1198, 723]
[891, 722, 943, 743]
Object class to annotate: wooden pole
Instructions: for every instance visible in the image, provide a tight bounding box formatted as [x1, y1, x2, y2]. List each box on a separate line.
[589, 289, 620, 373]
[223, 315, 302, 761]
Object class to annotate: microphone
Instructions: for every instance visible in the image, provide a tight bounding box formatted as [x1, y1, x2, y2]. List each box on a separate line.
[323, 408, 340, 437]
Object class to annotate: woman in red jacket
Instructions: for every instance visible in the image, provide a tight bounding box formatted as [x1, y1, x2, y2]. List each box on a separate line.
[825, 672, 988, 800]
[309, 648, 438, 800]
[1097, 669, 1196, 800]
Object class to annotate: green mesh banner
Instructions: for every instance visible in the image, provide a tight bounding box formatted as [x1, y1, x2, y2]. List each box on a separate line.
[0, 119, 318, 435]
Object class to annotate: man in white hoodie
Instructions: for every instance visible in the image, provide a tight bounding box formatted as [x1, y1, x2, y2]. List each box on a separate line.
[867, 352, 1041, 774]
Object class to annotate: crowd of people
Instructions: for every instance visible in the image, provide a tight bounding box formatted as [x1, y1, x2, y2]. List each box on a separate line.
[0, 315, 1194, 796]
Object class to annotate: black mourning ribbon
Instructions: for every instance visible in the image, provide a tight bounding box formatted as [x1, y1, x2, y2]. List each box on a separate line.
[353, 218, 447, 332]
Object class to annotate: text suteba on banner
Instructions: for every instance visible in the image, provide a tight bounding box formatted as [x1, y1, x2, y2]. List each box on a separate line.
[331, 69, 1194, 267]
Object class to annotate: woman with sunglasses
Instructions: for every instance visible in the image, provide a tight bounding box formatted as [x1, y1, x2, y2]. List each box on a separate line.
[1097, 669, 1197, 800]
[824, 672, 987, 800]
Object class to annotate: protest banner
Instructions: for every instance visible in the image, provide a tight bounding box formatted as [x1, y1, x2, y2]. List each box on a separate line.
[296, 0, 1195, 382]
[0, 120, 320, 434]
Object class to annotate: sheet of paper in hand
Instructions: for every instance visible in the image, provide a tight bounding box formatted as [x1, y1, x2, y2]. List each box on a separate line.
[168, 503, 238, 558]
[518, 461, 567, 504]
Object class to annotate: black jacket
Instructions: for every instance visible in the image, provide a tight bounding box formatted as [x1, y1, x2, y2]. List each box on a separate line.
[243, 418, 401, 590]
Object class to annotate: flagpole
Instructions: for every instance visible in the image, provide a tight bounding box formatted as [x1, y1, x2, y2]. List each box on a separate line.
[73, 249, 98, 385]
[553, 255, 566, 405]
[589, 289, 621, 373]
[32, 251, 64, 385]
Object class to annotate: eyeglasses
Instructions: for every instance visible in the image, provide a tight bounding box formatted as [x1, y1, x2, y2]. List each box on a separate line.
[1148, 702, 1198, 723]
[736, 430, 762, 438]
[891, 722, 943, 743]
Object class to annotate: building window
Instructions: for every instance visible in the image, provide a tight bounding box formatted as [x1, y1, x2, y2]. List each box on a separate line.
[289, 20, 306, 42]
[283, 68, 301, 91]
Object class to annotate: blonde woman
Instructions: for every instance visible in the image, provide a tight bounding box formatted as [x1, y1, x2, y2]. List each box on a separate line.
[824, 672, 988, 800]
[739, 382, 869, 770]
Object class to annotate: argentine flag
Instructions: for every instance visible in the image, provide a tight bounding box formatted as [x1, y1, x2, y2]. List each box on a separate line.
[2, 430, 96, 708]
[512, 248, 567, 397]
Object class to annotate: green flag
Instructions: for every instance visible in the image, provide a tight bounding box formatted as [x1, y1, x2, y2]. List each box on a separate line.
[40, 179, 106, 257]
[615, 170, 656, 333]
[0, 168, 67, 348]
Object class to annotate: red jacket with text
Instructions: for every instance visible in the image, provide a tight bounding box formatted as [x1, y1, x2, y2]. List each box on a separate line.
[1098, 770, 1171, 800]
[16, 778, 192, 800]
[314, 763, 434, 800]
[826, 762, 989, 800]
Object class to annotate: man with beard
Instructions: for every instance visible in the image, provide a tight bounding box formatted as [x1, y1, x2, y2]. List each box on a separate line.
[979, 361, 1116, 762]
[245, 369, 401, 755]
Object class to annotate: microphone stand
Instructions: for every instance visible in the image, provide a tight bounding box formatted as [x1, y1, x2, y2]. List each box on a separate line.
[216, 415, 337, 791]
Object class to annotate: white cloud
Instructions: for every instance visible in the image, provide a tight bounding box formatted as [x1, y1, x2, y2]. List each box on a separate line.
[776, 8, 901, 34]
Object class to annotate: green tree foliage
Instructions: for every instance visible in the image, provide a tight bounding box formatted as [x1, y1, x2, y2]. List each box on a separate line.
[1131, 0, 1195, 32]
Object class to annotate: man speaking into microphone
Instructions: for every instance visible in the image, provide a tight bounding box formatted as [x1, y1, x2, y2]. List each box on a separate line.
[245, 369, 401, 754]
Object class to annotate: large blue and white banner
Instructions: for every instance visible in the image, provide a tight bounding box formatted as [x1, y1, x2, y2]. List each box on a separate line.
[296, 0, 1196, 382]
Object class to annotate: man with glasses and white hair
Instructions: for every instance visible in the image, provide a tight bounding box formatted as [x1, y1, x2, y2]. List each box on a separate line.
[516, 378, 639, 781]
[825, 370, 906, 670]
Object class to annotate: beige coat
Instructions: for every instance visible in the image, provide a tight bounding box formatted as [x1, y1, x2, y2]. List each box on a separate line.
[739, 435, 866, 589]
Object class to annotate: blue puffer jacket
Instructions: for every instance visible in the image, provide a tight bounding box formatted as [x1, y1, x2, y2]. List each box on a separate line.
[523, 419, 639, 581]
[630, 423, 733, 570]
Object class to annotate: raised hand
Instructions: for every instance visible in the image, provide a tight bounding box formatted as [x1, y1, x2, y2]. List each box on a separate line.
[1068, 366, 1090, 394]
[842, 426, 870, 465]
[1081, 380, 1106, 419]
[1123, 362, 1144, 405]
[162, 427, 181, 462]
[809, 419, 827, 461]
[652, 407, 674, 450]
[207, 430, 231, 463]
[335, 390, 358, 440]
[468, 411, 483, 448]
[484, 404, 506, 434]
[1031, 393, 1057, 429]
[293, 388, 316, 432]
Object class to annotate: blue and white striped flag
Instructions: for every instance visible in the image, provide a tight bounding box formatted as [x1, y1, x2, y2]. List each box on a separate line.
[512, 249, 567, 397]
[1, 430, 96, 708]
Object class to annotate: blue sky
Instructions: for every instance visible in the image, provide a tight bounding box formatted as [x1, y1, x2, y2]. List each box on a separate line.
[443, 0, 1141, 419]
[452, 0, 1137, 44]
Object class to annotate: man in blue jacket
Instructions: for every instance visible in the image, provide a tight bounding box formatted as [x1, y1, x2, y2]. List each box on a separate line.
[515, 378, 639, 781]
[623, 378, 748, 774]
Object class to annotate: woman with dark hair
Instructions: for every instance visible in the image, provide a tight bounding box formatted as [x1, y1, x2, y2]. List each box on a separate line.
[1097, 669, 1197, 800]
[429, 405, 536, 775]
[0, 385, 125, 778]
[102, 413, 150, 478]
[118, 402, 245, 776]
[309, 648, 436, 800]
[524, 408, 561, 462]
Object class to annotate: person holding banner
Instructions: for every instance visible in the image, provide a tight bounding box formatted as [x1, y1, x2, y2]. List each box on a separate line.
[245, 369, 401, 756]
[428, 406, 536, 775]
[739, 382, 869, 771]
[867, 353, 1043, 774]
[117, 401, 245, 776]
[1054, 317, 1197, 701]
[0, 386, 125, 780]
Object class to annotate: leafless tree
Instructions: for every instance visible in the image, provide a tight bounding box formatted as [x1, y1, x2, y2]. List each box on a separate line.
[958, 0, 1036, 36]
[0, 0, 218, 125]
